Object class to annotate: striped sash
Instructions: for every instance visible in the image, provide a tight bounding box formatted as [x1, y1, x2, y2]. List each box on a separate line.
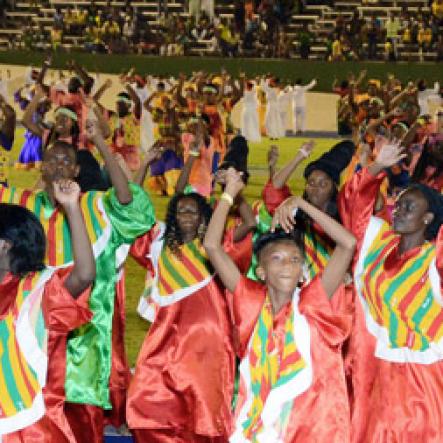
[0, 271, 51, 434]
[0, 186, 108, 267]
[242, 297, 306, 441]
[304, 229, 332, 280]
[158, 240, 212, 297]
[355, 217, 443, 363]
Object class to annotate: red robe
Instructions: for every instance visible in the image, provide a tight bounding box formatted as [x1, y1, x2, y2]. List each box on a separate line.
[339, 167, 443, 443]
[2, 269, 92, 443]
[230, 275, 351, 442]
[126, 228, 250, 443]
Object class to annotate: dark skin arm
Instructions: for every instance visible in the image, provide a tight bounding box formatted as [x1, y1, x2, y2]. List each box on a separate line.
[125, 83, 141, 119]
[53, 180, 96, 298]
[232, 194, 257, 242]
[85, 119, 133, 205]
[0, 95, 16, 144]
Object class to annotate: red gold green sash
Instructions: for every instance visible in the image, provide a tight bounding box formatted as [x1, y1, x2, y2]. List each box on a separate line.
[0, 271, 49, 434]
[242, 297, 306, 440]
[0, 186, 108, 267]
[158, 239, 212, 297]
[360, 222, 442, 351]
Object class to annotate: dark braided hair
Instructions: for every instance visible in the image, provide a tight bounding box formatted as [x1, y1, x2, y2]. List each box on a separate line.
[0, 204, 46, 276]
[43, 105, 80, 151]
[163, 193, 212, 256]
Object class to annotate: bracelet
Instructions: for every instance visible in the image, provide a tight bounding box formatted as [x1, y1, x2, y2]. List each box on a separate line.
[220, 192, 234, 206]
[299, 147, 309, 158]
[189, 150, 200, 157]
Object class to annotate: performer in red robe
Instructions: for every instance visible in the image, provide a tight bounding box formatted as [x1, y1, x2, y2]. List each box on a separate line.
[338, 140, 443, 443]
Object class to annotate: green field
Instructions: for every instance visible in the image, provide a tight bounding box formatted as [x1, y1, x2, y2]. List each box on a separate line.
[7, 128, 337, 365]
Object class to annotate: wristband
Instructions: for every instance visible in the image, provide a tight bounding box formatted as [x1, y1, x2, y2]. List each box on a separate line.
[299, 147, 309, 158]
[189, 150, 200, 157]
[220, 192, 234, 206]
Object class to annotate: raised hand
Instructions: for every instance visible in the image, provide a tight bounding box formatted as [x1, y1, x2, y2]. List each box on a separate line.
[298, 140, 315, 159]
[267, 145, 279, 169]
[85, 118, 103, 142]
[145, 145, 163, 164]
[224, 167, 245, 199]
[271, 196, 301, 233]
[53, 179, 81, 210]
[374, 139, 406, 169]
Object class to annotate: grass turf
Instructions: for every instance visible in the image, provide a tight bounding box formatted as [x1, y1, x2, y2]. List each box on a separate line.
[6, 129, 337, 365]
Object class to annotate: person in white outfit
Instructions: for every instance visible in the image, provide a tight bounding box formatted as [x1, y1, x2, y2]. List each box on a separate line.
[133, 75, 155, 154]
[261, 77, 284, 140]
[278, 85, 293, 134]
[292, 77, 317, 134]
[417, 79, 441, 116]
[241, 80, 261, 143]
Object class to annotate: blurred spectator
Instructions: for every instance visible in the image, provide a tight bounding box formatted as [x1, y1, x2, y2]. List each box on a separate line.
[385, 12, 401, 60]
[437, 34, 443, 60]
[50, 25, 63, 51]
[53, 7, 64, 29]
[234, 0, 245, 33]
[432, 0, 443, 23]
[218, 19, 239, 57]
[367, 17, 380, 59]
[298, 24, 313, 59]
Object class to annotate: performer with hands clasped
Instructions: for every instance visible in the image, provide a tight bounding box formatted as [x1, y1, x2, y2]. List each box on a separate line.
[204, 167, 356, 443]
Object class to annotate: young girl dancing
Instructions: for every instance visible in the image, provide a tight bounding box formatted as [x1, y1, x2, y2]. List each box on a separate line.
[204, 168, 356, 443]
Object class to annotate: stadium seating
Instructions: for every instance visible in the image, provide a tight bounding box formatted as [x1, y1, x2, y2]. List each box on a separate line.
[0, 0, 440, 61]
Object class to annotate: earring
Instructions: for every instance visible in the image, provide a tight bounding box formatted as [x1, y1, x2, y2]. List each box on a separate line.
[197, 223, 206, 239]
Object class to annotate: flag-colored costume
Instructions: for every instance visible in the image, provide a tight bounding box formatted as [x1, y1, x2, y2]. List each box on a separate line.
[0, 183, 155, 442]
[126, 222, 250, 442]
[229, 275, 351, 442]
[339, 167, 443, 443]
[107, 113, 142, 172]
[0, 268, 91, 442]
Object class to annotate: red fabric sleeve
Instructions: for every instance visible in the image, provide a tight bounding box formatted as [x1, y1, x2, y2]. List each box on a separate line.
[129, 227, 157, 268]
[222, 227, 253, 275]
[262, 180, 292, 215]
[435, 225, 443, 281]
[42, 268, 92, 333]
[338, 167, 385, 245]
[299, 276, 352, 347]
[227, 276, 266, 358]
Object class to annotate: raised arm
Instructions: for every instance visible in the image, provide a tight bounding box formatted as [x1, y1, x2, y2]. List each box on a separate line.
[204, 168, 245, 293]
[85, 119, 132, 205]
[93, 78, 112, 102]
[53, 180, 95, 298]
[272, 140, 314, 189]
[303, 78, 317, 91]
[272, 195, 356, 298]
[133, 145, 162, 186]
[232, 193, 257, 242]
[21, 85, 46, 137]
[125, 83, 141, 119]
[0, 94, 16, 146]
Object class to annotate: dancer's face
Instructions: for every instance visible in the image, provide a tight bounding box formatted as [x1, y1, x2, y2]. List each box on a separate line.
[41, 144, 79, 187]
[176, 197, 202, 240]
[256, 240, 303, 298]
[392, 189, 433, 235]
[305, 170, 334, 211]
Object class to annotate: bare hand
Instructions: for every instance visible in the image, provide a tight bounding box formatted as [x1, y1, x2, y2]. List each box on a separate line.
[85, 118, 103, 142]
[298, 140, 315, 159]
[374, 139, 406, 169]
[53, 180, 81, 209]
[145, 145, 163, 164]
[267, 145, 279, 168]
[271, 196, 301, 233]
[224, 167, 244, 199]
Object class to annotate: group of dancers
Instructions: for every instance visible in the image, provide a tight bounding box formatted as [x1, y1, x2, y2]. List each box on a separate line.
[0, 59, 443, 443]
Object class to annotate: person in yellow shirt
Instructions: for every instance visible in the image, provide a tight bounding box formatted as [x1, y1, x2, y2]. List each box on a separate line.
[432, 0, 443, 21]
[50, 26, 63, 51]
